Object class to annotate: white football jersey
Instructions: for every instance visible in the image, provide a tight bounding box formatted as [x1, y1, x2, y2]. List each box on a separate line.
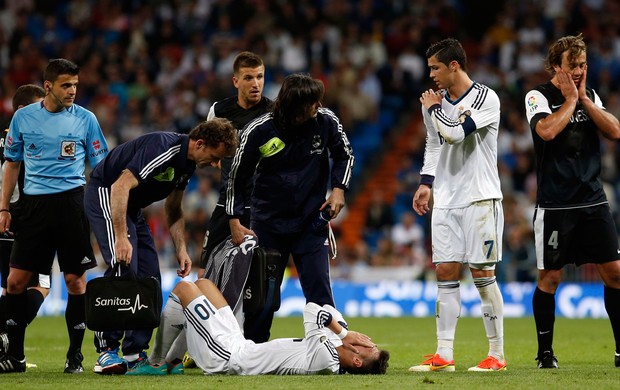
[420, 82, 503, 208]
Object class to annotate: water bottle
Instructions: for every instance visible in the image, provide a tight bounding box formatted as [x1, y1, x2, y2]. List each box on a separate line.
[311, 206, 332, 231]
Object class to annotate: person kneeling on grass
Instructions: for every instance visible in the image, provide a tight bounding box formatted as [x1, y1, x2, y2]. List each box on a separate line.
[128, 278, 389, 375]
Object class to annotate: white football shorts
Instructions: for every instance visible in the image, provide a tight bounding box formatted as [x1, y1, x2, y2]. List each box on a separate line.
[431, 199, 503, 267]
[184, 295, 249, 374]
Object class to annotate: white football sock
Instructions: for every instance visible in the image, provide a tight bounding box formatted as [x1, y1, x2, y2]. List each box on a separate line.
[436, 281, 460, 361]
[474, 276, 504, 361]
[149, 292, 185, 364]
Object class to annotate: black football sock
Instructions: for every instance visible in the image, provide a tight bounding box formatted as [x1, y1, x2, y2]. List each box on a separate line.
[65, 293, 86, 357]
[25, 289, 45, 325]
[533, 287, 555, 357]
[604, 286, 620, 354]
[6, 292, 28, 360]
[0, 294, 6, 332]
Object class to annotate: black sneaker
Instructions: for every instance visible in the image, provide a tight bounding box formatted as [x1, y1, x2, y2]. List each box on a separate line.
[0, 353, 26, 373]
[64, 351, 84, 374]
[536, 351, 559, 369]
[615, 353, 619, 368]
[0, 332, 8, 355]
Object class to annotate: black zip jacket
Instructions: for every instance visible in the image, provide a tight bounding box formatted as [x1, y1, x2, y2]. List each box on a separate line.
[226, 108, 354, 234]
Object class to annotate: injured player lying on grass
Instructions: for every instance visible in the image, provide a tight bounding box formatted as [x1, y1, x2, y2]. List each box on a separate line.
[128, 278, 389, 375]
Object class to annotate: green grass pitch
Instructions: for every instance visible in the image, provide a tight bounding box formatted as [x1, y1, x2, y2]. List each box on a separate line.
[1, 316, 618, 389]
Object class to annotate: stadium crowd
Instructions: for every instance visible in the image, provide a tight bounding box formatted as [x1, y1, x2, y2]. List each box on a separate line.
[1, 0, 620, 284]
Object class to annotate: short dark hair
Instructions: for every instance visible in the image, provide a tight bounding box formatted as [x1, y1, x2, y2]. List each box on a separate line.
[233, 51, 264, 75]
[426, 38, 467, 71]
[43, 58, 80, 83]
[188, 117, 238, 156]
[544, 34, 587, 75]
[12, 84, 45, 111]
[272, 73, 324, 128]
[347, 349, 390, 375]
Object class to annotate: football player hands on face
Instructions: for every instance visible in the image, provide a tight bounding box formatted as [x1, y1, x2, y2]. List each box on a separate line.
[554, 66, 578, 102]
[577, 64, 589, 101]
[419, 89, 442, 110]
[342, 330, 375, 354]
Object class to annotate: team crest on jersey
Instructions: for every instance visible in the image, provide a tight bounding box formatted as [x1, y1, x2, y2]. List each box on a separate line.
[61, 140, 76, 157]
[312, 135, 321, 148]
[458, 110, 471, 123]
[311, 135, 324, 155]
[154, 167, 175, 182]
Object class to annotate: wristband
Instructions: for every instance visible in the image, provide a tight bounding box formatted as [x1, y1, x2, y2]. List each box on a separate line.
[336, 327, 348, 340]
[0, 209, 9, 213]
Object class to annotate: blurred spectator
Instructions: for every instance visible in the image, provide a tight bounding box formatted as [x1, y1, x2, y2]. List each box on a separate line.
[376, 54, 415, 110]
[370, 237, 398, 267]
[516, 42, 545, 75]
[390, 211, 424, 252]
[281, 33, 308, 73]
[331, 240, 370, 280]
[391, 210, 428, 272]
[305, 23, 331, 72]
[504, 223, 536, 282]
[588, 37, 620, 94]
[184, 175, 219, 220]
[2, 0, 620, 286]
[397, 43, 425, 87]
[358, 60, 382, 106]
[337, 71, 378, 133]
[365, 189, 394, 240]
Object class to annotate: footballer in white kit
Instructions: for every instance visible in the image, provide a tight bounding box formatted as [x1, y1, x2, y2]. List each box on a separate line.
[419, 82, 504, 265]
[130, 279, 389, 376]
[186, 299, 345, 374]
[410, 38, 506, 373]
